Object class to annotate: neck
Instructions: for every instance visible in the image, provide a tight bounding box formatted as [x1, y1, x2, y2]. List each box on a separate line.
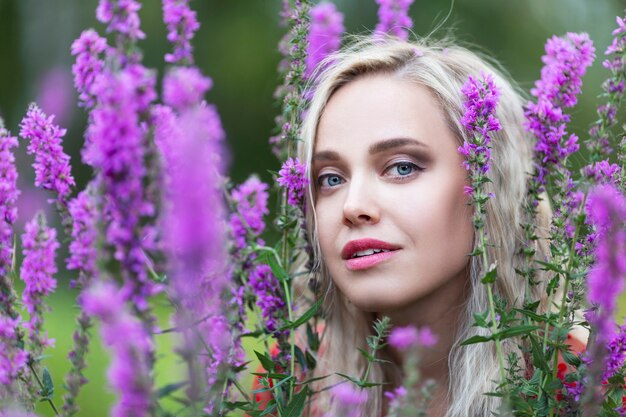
[376, 268, 469, 415]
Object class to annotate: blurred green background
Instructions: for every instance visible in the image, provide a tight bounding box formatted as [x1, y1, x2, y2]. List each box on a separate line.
[1, 0, 625, 415]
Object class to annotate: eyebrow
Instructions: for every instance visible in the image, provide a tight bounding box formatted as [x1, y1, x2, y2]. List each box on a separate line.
[313, 137, 428, 162]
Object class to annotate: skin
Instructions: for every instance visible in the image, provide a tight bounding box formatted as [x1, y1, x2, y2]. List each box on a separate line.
[312, 74, 475, 415]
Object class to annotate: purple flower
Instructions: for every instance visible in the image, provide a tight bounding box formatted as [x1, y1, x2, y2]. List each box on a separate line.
[0, 123, 19, 279]
[162, 0, 200, 64]
[306, 2, 344, 78]
[277, 157, 309, 208]
[159, 75, 235, 404]
[458, 73, 501, 197]
[582, 160, 622, 186]
[388, 325, 438, 350]
[85, 64, 158, 308]
[96, 0, 145, 41]
[324, 383, 368, 417]
[602, 323, 626, 383]
[0, 315, 27, 386]
[163, 66, 213, 111]
[524, 33, 595, 186]
[81, 281, 152, 417]
[20, 213, 59, 353]
[66, 187, 98, 287]
[374, 0, 414, 41]
[603, 16, 626, 71]
[249, 264, 286, 334]
[19, 103, 75, 204]
[585, 184, 626, 341]
[71, 29, 108, 108]
[229, 176, 269, 251]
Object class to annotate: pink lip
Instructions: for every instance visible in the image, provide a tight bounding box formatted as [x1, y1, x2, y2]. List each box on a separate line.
[341, 238, 401, 271]
[345, 250, 399, 271]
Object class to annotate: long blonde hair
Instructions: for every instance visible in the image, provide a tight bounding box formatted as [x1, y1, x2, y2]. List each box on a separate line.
[296, 35, 557, 417]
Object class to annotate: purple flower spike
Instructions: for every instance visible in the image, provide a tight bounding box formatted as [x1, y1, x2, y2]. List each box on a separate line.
[0, 123, 19, 279]
[249, 265, 286, 334]
[71, 29, 108, 108]
[0, 315, 27, 386]
[82, 281, 152, 417]
[524, 33, 595, 185]
[306, 2, 344, 78]
[277, 157, 309, 208]
[163, 66, 212, 111]
[603, 15, 626, 71]
[585, 184, 626, 341]
[324, 383, 368, 417]
[374, 0, 415, 41]
[96, 0, 145, 41]
[229, 176, 269, 250]
[19, 104, 75, 204]
[458, 73, 502, 195]
[66, 187, 98, 287]
[162, 0, 200, 64]
[85, 65, 158, 308]
[388, 325, 438, 350]
[20, 213, 59, 353]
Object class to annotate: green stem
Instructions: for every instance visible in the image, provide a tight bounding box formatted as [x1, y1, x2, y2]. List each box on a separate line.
[481, 229, 506, 385]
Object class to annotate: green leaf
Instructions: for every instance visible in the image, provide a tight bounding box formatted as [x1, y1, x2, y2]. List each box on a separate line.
[356, 347, 375, 362]
[305, 350, 317, 370]
[472, 311, 489, 328]
[536, 260, 565, 274]
[279, 298, 322, 331]
[561, 349, 581, 367]
[496, 325, 540, 340]
[283, 386, 308, 417]
[481, 264, 497, 284]
[459, 334, 492, 346]
[254, 350, 275, 372]
[306, 322, 320, 352]
[41, 368, 54, 399]
[294, 345, 307, 371]
[266, 252, 289, 283]
[156, 381, 188, 398]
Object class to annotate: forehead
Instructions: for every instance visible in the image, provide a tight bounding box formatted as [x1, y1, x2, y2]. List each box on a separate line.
[315, 74, 452, 153]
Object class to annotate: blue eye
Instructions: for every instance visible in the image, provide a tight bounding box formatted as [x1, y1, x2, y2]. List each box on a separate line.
[388, 162, 420, 177]
[318, 174, 343, 188]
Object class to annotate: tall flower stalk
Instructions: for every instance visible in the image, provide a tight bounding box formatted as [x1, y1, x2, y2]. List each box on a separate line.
[306, 2, 344, 78]
[457, 73, 506, 386]
[521, 31, 594, 348]
[0, 119, 27, 401]
[580, 184, 626, 417]
[374, 0, 414, 41]
[159, 1, 238, 411]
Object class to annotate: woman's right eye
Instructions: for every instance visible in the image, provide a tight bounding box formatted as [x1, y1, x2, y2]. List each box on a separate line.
[317, 174, 344, 188]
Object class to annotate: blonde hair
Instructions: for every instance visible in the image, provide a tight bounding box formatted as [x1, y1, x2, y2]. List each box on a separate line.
[296, 35, 558, 417]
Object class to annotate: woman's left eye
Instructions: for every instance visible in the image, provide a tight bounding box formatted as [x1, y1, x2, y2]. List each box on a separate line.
[385, 161, 421, 177]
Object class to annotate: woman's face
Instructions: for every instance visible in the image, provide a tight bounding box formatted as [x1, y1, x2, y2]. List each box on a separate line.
[312, 74, 474, 313]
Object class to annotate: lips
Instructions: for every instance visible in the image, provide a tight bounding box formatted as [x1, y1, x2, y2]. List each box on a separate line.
[341, 239, 401, 271]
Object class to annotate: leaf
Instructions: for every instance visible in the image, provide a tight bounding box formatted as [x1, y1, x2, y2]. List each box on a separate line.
[279, 298, 323, 331]
[156, 381, 188, 398]
[306, 322, 320, 352]
[356, 347, 375, 362]
[472, 311, 489, 328]
[283, 386, 308, 417]
[294, 345, 307, 372]
[459, 334, 492, 346]
[561, 350, 581, 367]
[305, 350, 317, 370]
[336, 373, 384, 388]
[266, 252, 289, 283]
[536, 260, 565, 274]
[481, 263, 498, 284]
[40, 368, 54, 399]
[495, 325, 540, 340]
[254, 350, 275, 372]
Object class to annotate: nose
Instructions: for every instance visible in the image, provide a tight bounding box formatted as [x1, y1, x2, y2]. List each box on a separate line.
[342, 175, 380, 227]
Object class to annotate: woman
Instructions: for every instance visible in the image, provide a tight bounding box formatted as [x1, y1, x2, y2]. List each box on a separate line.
[291, 36, 588, 417]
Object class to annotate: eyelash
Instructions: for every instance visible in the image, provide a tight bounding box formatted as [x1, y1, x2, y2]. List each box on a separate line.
[316, 161, 423, 189]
